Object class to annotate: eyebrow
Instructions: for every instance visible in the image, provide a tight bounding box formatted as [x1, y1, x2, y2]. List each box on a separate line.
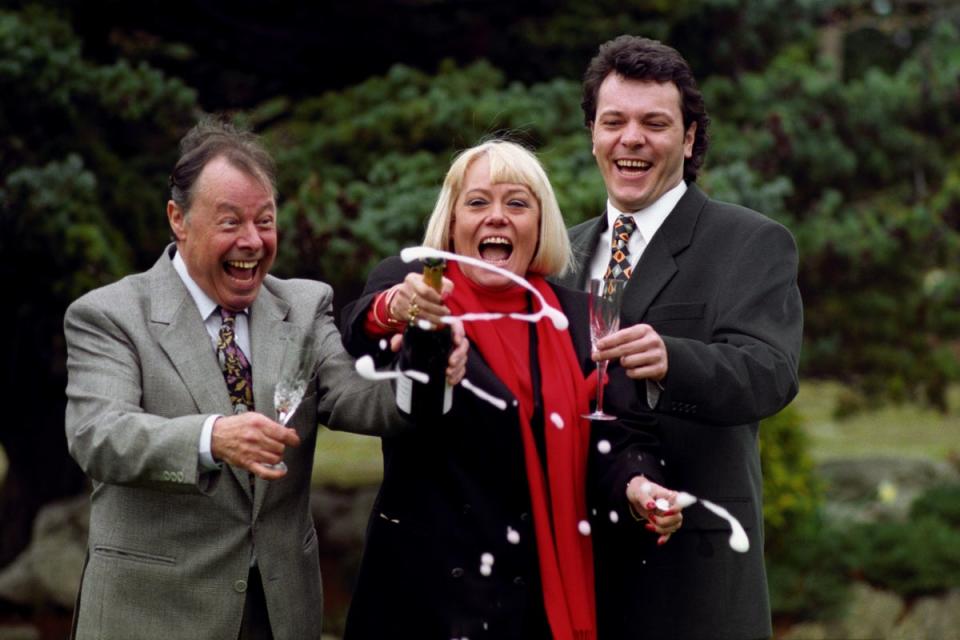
[597, 108, 675, 120]
[215, 201, 276, 215]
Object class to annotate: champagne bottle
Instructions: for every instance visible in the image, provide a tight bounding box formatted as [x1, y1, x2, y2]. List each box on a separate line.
[395, 258, 453, 419]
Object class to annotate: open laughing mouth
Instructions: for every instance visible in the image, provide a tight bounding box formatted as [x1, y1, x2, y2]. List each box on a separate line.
[478, 236, 513, 265]
[224, 259, 259, 282]
[615, 159, 652, 174]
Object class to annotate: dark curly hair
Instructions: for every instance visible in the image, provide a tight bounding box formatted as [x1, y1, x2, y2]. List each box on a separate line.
[581, 35, 709, 183]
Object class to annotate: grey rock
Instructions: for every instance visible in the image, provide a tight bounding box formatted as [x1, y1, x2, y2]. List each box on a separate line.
[832, 583, 904, 640]
[817, 456, 960, 523]
[890, 589, 960, 640]
[0, 495, 88, 608]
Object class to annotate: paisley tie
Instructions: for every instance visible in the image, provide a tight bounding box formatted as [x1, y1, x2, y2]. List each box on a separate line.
[217, 308, 254, 413]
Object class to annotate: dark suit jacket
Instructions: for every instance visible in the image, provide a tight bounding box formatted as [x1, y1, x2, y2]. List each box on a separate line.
[559, 184, 803, 640]
[339, 256, 665, 639]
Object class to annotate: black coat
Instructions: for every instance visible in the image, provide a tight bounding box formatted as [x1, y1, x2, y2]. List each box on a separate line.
[339, 256, 664, 639]
[560, 184, 803, 640]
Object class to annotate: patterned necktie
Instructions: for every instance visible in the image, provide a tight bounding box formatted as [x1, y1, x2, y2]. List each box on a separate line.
[217, 307, 254, 414]
[604, 214, 638, 281]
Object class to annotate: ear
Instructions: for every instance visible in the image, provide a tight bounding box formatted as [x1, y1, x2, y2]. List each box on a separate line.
[167, 200, 187, 241]
[589, 121, 597, 156]
[683, 121, 697, 159]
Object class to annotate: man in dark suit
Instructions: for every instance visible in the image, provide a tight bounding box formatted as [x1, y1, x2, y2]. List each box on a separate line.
[557, 36, 803, 639]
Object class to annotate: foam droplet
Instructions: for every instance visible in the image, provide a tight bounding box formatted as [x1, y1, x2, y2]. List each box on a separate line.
[655, 498, 670, 511]
[578, 520, 592, 536]
[479, 564, 491, 577]
[609, 510, 620, 523]
[700, 498, 750, 553]
[481, 552, 494, 566]
[506, 527, 520, 544]
[378, 339, 388, 351]
[461, 378, 507, 410]
[597, 439, 611, 454]
[550, 413, 564, 429]
[674, 492, 697, 509]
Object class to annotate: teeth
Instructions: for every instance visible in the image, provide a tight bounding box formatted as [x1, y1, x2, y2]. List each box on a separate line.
[227, 260, 257, 269]
[616, 159, 651, 169]
[481, 236, 512, 246]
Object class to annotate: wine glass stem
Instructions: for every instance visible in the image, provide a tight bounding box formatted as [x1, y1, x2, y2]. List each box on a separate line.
[596, 360, 608, 413]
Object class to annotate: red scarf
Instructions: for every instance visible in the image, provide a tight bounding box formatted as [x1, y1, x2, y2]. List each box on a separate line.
[446, 262, 596, 640]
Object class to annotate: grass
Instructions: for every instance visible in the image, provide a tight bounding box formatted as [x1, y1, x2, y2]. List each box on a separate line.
[311, 427, 384, 488]
[793, 381, 960, 462]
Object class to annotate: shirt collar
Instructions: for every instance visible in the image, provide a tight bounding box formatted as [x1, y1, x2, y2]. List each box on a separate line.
[172, 250, 248, 321]
[606, 179, 688, 242]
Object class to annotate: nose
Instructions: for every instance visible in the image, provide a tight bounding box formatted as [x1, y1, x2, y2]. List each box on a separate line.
[621, 120, 645, 148]
[237, 220, 263, 251]
[485, 203, 508, 225]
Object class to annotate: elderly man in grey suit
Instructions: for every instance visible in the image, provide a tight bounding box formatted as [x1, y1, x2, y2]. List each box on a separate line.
[558, 37, 803, 639]
[64, 118, 465, 640]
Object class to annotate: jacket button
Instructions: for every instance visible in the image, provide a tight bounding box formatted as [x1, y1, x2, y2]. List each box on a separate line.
[234, 579, 247, 593]
[451, 567, 464, 578]
[520, 512, 530, 522]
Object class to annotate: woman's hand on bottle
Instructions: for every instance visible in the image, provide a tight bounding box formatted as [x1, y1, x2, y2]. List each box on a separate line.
[389, 318, 469, 386]
[388, 273, 453, 327]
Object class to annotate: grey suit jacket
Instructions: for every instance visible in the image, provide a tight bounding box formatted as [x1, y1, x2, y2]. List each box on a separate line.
[560, 184, 803, 640]
[64, 245, 406, 640]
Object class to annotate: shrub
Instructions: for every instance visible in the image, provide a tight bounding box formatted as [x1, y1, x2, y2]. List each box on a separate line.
[909, 484, 960, 528]
[760, 404, 822, 550]
[849, 515, 960, 597]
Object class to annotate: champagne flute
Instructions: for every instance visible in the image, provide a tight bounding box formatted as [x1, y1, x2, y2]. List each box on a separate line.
[582, 278, 627, 421]
[266, 333, 318, 471]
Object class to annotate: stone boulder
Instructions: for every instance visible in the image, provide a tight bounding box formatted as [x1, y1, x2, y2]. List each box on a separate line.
[817, 456, 960, 523]
[0, 494, 88, 608]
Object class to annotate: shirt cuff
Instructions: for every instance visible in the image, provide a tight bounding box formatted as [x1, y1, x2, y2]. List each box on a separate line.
[646, 380, 663, 409]
[199, 414, 222, 470]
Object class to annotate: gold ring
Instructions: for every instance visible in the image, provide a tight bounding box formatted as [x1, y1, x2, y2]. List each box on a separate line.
[408, 303, 421, 323]
[410, 293, 418, 306]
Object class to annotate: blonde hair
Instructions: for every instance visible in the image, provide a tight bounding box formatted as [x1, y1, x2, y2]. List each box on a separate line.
[422, 140, 571, 277]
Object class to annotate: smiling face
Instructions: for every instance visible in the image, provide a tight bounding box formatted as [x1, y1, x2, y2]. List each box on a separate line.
[450, 154, 541, 289]
[591, 73, 696, 213]
[167, 155, 277, 311]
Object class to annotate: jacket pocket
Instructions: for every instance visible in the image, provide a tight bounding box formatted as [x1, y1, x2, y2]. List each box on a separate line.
[92, 545, 176, 566]
[645, 302, 705, 322]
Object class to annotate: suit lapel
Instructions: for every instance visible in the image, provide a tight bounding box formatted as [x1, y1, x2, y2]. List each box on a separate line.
[565, 214, 607, 291]
[620, 185, 706, 324]
[151, 250, 234, 417]
[249, 282, 295, 520]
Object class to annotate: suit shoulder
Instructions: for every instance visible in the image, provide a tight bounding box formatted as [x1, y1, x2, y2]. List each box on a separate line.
[568, 217, 601, 238]
[263, 275, 332, 304]
[66, 270, 151, 317]
[702, 196, 795, 238]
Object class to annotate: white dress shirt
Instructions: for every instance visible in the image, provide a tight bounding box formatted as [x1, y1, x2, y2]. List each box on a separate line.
[586, 180, 687, 408]
[588, 180, 687, 282]
[172, 250, 251, 470]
